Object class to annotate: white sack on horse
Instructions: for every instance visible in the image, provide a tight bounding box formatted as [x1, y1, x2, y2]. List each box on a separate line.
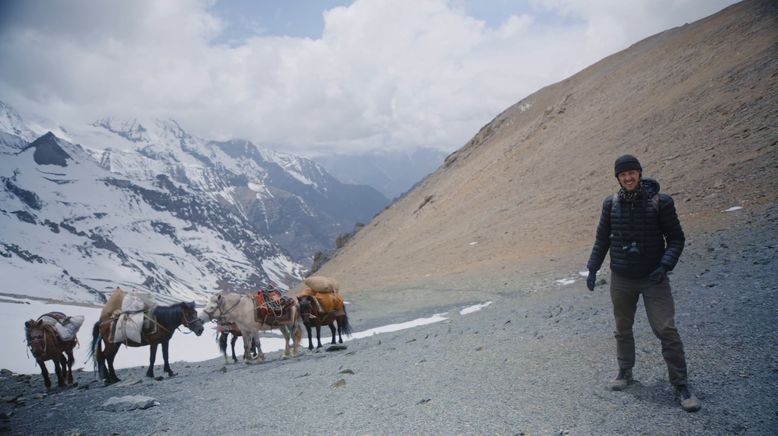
[38, 314, 84, 342]
[112, 289, 156, 343]
[122, 289, 156, 312]
[304, 276, 339, 294]
[111, 312, 145, 343]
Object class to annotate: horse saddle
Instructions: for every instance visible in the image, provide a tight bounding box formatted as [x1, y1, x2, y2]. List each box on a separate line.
[255, 290, 295, 322]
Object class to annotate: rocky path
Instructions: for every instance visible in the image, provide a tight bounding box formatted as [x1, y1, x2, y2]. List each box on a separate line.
[2, 211, 777, 435]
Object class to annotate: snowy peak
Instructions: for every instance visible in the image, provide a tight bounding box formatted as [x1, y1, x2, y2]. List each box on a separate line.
[92, 118, 150, 143]
[22, 132, 72, 167]
[0, 100, 37, 143]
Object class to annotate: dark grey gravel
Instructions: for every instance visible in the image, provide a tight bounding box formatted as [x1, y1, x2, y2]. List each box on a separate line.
[1, 208, 776, 435]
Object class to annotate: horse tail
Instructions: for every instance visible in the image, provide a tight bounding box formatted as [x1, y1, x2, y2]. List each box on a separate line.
[87, 321, 100, 359]
[87, 320, 103, 372]
[218, 332, 228, 355]
[340, 308, 353, 338]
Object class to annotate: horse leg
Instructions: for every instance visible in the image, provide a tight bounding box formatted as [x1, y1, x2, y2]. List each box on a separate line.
[281, 326, 292, 358]
[242, 332, 253, 363]
[293, 319, 302, 356]
[329, 322, 337, 345]
[146, 342, 158, 378]
[231, 334, 239, 363]
[105, 343, 121, 384]
[38, 360, 51, 389]
[54, 354, 67, 388]
[161, 340, 176, 377]
[336, 317, 345, 344]
[315, 325, 324, 349]
[253, 332, 264, 362]
[305, 322, 314, 350]
[66, 348, 75, 385]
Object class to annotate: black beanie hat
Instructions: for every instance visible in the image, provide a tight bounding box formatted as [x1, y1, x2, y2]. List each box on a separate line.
[614, 154, 642, 177]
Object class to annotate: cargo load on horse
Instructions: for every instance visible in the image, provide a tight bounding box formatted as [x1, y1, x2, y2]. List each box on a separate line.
[107, 288, 158, 343]
[25, 312, 82, 389]
[297, 277, 351, 350]
[303, 275, 339, 293]
[255, 287, 297, 323]
[37, 311, 85, 342]
[90, 292, 204, 384]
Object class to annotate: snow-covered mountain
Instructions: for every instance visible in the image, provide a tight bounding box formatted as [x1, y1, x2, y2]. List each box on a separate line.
[0, 101, 37, 154]
[0, 104, 387, 304]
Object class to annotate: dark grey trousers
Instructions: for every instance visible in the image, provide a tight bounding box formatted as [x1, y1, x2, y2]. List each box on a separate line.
[610, 272, 688, 386]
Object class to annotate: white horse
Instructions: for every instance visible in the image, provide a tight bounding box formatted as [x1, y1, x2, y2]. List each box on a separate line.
[199, 292, 302, 362]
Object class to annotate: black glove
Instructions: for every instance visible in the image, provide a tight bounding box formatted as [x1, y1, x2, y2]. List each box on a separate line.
[649, 265, 667, 284]
[586, 270, 596, 291]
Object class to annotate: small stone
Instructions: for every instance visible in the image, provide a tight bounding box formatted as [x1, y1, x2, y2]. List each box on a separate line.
[100, 395, 159, 412]
[339, 369, 355, 375]
[331, 379, 346, 389]
[32, 393, 47, 400]
[416, 398, 431, 405]
[326, 345, 348, 352]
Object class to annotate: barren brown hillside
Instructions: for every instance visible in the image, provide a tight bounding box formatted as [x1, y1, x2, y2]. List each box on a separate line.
[310, 0, 777, 313]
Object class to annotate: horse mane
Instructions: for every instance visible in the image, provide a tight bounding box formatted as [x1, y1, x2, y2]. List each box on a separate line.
[153, 302, 188, 326]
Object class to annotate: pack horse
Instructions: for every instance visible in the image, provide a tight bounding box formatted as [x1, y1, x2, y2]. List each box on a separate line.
[24, 312, 84, 389]
[200, 290, 303, 363]
[89, 288, 204, 384]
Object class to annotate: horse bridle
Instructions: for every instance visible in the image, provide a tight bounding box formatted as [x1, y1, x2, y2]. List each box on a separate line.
[180, 306, 201, 332]
[202, 294, 243, 323]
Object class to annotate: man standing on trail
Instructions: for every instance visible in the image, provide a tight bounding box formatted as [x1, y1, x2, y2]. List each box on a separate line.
[586, 154, 701, 412]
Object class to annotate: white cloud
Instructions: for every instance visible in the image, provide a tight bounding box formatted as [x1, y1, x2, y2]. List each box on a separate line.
[0, 0, 738, 154]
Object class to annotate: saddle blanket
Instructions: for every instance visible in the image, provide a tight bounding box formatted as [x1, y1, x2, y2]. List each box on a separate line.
[255, 290, 296, 321]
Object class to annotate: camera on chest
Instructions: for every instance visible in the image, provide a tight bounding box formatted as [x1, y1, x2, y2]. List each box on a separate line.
[622, 241, 641, 257]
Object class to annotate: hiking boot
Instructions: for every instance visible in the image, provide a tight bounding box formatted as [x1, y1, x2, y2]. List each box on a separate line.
[608, 368, 633, 391]
[675, 384, 701, 412]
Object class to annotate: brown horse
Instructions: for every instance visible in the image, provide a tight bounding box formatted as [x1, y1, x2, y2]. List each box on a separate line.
[89, 301, 204, 384]
[24, 315, 78, 389]
[298, 294, 352, 350]
[216, 321, 258, 363]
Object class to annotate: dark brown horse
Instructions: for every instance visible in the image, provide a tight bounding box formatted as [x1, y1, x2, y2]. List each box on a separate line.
[89, 301, 204, 384]
[298, 294, 352, 350]
[216, 321, 258, 363]
[24, 315, 78, 389]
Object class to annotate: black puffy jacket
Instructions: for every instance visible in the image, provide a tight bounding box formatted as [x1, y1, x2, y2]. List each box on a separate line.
[587, 178, 685, 279]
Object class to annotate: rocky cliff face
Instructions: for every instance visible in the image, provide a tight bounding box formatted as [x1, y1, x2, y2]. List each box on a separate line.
[313, 0, 778, 295]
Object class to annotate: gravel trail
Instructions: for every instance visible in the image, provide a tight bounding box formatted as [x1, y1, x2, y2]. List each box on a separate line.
[2, 209, 777, 435]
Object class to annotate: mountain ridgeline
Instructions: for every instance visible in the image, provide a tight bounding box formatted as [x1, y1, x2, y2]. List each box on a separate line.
[311, 0, 778, 296]
[0, 109, 387, 303]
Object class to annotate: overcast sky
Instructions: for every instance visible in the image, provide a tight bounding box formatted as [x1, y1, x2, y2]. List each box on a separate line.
[0, 0, 738, 155]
